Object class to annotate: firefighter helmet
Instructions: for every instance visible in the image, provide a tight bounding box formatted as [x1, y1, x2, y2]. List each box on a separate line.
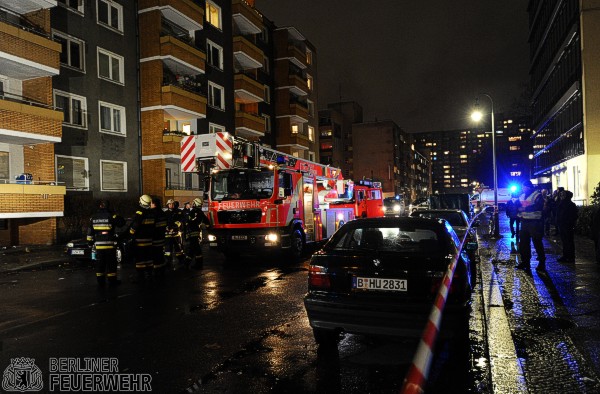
[139, 194, 152, 208]
[166, 199, 175, 205]
[193, 197, 203, 207]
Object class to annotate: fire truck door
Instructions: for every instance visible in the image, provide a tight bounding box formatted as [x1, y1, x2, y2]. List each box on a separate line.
[303, 178, 314, 242]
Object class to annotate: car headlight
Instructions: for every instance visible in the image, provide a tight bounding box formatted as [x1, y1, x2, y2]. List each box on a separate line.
[265, 233, 278, 242]
[393, 205, 401, 212]
[66, 242, 74, 248]
[207, 234, 217, 242]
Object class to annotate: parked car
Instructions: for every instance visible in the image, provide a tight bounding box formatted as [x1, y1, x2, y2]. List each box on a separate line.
[408, 197, 429, 213]
[304, 217, 474, 345]
[383, 196, 405, 217]
[65, 219, 132, 264]
[409, 209, 480, 278]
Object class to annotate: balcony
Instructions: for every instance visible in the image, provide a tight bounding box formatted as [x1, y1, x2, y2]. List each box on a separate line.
[235, 111, 265, 138]
[139, 0, 203, 31]
[0, 19, 60, 79]
[233, 36, 263, 70]
[160, 35, 205, 75]
[232, 0, 262, 35]
[162, 129, 188, 143]
[234, 73, 264, 103]
[0, 181, 65, 219]
[276, 102, 309, 124]
[158, 84, 206, 120]
[0, 94, 62, 145]
[287, 45, 307, 69]
[2, 0, 56, 15]
[287, 74, 308, 96]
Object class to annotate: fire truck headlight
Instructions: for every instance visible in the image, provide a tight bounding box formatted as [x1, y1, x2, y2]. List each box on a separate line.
[393, 204, 401, 212]
[337, 213, 345, 221]
[207, 234, 217, 242]
[265, 233, 278, 242]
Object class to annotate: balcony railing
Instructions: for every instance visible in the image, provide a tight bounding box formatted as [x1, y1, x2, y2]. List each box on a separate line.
[0, 6, 52, 40]
[162, 74, 205, 96]
[0, 91, 54, 109]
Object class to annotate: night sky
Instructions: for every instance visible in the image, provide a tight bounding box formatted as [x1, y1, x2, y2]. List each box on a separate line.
[255, 0, 530, 133]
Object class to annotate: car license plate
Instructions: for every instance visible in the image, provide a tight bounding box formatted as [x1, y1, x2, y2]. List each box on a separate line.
[71, 250, 85, 256]
[353, 277, 407, 291]
[231, 235, 247, 241]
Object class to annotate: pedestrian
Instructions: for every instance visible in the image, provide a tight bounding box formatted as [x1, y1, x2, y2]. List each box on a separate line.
[544, 189, 556, 235]
[151, 197, 167, 276]
[164, 199, 185, 268]
[552, 187, 565, 235]
[556, 190, 578, 263]
[129, 194, 155, 281]
[87, 200, 124, 286]
[505, 193, 521, 239]
[516, 180, 546, 272]
[184, 197, 210, 269]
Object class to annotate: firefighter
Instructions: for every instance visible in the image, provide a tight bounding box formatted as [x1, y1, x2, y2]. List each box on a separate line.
[151, 197, 167, 277]
[184, 197, 210, 269]
[87, 200, 124, 286]
[129, 194, 155, 281]
[164, 199, 185, 269]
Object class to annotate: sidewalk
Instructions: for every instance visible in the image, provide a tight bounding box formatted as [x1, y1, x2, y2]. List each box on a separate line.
[0, 244, 70, 273]
[478, 212, 600, 393]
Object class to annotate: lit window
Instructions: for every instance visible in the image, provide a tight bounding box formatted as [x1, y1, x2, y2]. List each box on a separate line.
[508, 136, 522, 142]
[56, 155, 89, 190]
[99, 101, 126, 135]
[206, 1, 221, 29]
[291, 124, 299, 134]
[97, 0, 123, 32]
[509, 146, 520, 151]
[97, 48, 124, 84]
[308, 126, 314, 141]
[306, 49, 312, 65]
[307, 74, 313, 90]
[53, 31, 85, 71]
[100, 160, 127, 192]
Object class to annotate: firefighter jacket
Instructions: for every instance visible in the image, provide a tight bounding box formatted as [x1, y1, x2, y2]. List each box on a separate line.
[129, 207, 155, 247]
[165, 208, 184, 238]
[185, 207, 210, 240]
[518, 190, 544, 220]
[87, 208, 123, 250]
[152, 207, 167, 248]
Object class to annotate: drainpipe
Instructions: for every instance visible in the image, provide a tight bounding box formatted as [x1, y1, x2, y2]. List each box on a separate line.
[134, 0, 143, 195]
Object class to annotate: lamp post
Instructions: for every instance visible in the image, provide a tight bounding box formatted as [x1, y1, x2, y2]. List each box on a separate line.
[471, 94, 500, 238]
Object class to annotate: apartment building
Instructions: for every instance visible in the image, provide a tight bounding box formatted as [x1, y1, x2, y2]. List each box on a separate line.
[0, 0, 65, 245]
[528, 0, 600, 203]
[51, 0, 140, 239]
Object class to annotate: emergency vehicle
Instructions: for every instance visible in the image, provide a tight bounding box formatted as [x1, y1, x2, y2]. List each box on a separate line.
[180, 132, 355, 260]
[321, 178, 384, 218]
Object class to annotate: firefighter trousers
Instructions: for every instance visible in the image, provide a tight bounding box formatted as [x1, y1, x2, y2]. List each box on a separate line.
[95, 248, 118, 285]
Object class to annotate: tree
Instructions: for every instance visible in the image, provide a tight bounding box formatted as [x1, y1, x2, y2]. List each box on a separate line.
[590, 181, 600, 206]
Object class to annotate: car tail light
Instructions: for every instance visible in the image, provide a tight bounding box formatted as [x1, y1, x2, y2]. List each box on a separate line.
[308, 265, 331, 289]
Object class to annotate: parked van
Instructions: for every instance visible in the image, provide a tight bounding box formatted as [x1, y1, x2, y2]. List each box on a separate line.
[471, 188, 512, 210]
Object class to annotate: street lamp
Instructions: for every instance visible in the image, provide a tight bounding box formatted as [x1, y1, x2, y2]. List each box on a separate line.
[471, 94, 500, 238]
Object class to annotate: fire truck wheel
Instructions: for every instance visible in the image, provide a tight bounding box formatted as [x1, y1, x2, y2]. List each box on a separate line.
[288, 228, 305, 261]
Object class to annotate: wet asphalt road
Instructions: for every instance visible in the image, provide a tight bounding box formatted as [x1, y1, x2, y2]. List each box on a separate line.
[0, 247, 481, 393]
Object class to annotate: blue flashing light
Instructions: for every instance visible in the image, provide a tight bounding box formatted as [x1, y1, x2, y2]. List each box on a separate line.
[509, 184, 518, 193]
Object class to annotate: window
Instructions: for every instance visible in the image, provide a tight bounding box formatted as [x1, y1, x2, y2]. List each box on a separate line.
[259, 27, 269, 43]
[263, 115, 271, 133]
[306, 49, 312, 65]
[208, 82, 224, 110]
[100, 160, 127, 191]
[0, 151, 8, 180]
[264, 85, 270, 104]
[97, 0, 123, 32]
[99, 101, 126, 135]
[262, 56, 270, 74]
[206, 1, 221, 29]
[307, 100, 314, 116]
[308, 126, 315, 142]
[54, 90, 87, 128]
[291, 124, 299, 134]
[97, 48, 124, 84]
[209, 123, 225, 134]
[53, 31, 85, 71]
[308, 151, 315, 162]
[307, 74, 313, 90]
[57, 0, 84, 13]
[509, 146, 520, 151]
[206, 40, 223, 69]
[508, 136, 522, 142]
[56, 155, 89, 190]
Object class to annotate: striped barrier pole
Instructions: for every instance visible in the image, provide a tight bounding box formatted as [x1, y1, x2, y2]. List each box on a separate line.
[400, 212, 485, 393]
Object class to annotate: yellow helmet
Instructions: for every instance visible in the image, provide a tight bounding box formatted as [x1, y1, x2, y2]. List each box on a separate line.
[193, 197, 203, 207]
[139, 194, 152, 208]
[166, 199, 175, 205]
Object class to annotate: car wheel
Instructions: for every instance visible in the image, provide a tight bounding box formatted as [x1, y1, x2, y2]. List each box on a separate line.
[313, 328, 339, 346]
[288, 228, 304, 261]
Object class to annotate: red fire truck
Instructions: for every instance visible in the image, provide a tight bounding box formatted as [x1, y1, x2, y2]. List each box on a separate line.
[322, 178, 384, 218]
[181, 132, 355, 260]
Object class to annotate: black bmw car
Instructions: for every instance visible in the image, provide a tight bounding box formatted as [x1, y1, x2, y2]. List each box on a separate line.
[304, 217, 474, 345]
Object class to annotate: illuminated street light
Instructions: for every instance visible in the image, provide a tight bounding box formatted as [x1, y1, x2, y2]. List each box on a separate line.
[472, 94, 500, 238]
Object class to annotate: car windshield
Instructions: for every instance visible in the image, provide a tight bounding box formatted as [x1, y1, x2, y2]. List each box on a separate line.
[383, 197, 402, 207]
[328, 225, 444, 254]
[412, 211, 466, 227]
[211, 169, 274, 201]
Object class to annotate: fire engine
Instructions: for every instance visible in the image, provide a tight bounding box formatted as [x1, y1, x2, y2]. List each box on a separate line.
[321, 178, 384, 218]
[181, 132, 355, 260]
